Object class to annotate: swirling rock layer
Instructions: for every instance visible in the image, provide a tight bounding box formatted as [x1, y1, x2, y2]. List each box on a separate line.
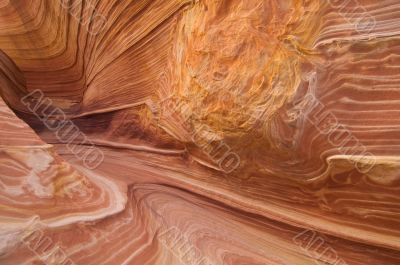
[1, 0, 400, 264]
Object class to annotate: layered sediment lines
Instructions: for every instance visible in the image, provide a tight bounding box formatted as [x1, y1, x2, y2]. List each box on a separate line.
[0, 96, 127, 260]
[0, 0, 400, 264]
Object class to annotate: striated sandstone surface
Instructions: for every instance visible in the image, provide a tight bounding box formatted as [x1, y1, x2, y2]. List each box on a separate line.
[0, 0, 400, 264]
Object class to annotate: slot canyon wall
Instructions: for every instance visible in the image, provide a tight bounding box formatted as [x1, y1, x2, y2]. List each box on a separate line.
[0, 0, 400, 264]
